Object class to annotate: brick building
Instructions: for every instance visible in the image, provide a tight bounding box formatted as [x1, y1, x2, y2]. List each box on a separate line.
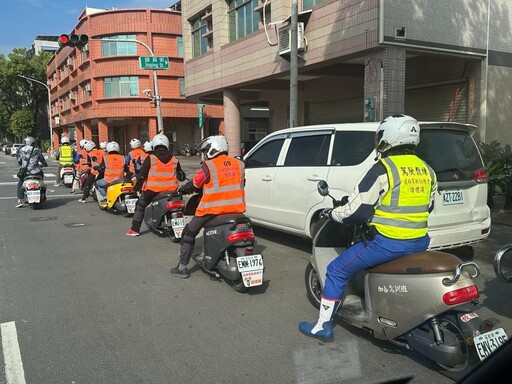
[47, 6, 223, 154]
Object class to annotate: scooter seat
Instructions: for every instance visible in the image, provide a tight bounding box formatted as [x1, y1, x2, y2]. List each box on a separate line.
[369, 251, 462, 274]
[24, 174, 44, 180]
[107, 179, 131, 188]
[154, 191, 180, 200]
[205, 214, 249, 228]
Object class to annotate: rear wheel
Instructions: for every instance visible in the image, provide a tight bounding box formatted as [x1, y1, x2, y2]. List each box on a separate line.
[229, 278, 248, 293]
[305, 263, 322, 309]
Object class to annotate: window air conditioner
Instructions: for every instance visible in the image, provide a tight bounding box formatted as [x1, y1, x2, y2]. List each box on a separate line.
[84, 84, 91, 92]
[278, 22, 305, 56]
[66, 58, 73, 67]
[69, 93, 75, 100]
[82, 44, 89, 52]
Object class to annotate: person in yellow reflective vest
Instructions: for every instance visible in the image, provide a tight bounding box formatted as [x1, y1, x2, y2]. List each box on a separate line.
[299, 114, 438, 342]
[54, 136, 76, 187]
[170, 135, 246, 279]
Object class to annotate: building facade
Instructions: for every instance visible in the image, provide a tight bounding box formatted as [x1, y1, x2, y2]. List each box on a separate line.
[181, 0, 512, 153]
[47, 7, 223, 154]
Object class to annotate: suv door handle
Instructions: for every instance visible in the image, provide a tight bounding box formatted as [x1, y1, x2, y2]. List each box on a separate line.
[261, 175, 272, 181]
[307, 176, 322, 182]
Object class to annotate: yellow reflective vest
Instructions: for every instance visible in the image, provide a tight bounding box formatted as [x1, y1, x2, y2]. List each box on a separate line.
[370, 155, 436, 239]
[59, 145, 73, 165]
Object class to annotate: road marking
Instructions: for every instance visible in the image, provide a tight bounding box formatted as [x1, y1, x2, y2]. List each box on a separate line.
[0, 194, 80, 200]
[11, 174, 55, 179]
[1, 321, 27, 384]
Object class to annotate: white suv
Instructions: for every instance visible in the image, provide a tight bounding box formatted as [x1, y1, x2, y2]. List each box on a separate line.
[243, 122, 490, 250]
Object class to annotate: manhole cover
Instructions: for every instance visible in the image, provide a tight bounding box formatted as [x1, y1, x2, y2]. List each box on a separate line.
[30, 217, 57, 222]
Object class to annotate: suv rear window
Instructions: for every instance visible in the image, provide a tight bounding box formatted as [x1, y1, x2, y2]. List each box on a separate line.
[331, 131, 375, 166]
[416, 129, 483, 182]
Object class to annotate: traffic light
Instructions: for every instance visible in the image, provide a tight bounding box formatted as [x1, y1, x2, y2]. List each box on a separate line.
[58, 34, 89, 48]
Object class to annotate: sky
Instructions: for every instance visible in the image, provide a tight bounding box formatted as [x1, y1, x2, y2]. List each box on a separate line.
[0, 0, 178, 56]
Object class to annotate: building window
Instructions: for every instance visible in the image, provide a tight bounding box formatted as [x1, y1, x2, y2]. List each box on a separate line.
[228, 0, 259, 42]
[302, 0, 325, 11]
[101, 35, 137, 57]
[177, 36, 184, 57]
[179, 78, 186, 97]
[191, 15, 209, 57]
[104, 77, 139, 97]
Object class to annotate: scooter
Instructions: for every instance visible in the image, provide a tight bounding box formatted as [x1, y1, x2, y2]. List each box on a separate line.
[184, 194, 264, 293]
[94, 179, 138, 217]
[494, 244, 512, 283]
[22, 174, 47, 208]
[304, 180, 508, 380]
[143, 190, 185, 243]
[60, 164, 75, 187]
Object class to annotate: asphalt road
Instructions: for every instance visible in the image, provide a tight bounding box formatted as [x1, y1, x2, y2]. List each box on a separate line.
[0, 152, 510, 384]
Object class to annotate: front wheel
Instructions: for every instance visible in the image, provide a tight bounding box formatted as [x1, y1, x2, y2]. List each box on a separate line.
[305, 263, 322, 309]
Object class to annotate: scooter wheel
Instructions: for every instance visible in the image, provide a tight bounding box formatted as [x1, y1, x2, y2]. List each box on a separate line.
[305, 263, 322, 309]
[169, 231, 180, 243]
[229, 278, 248, 293]
[122, 211, 133, 218]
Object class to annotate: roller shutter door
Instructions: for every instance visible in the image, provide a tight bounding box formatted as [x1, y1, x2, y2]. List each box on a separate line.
[306, 98, 363, 124]
[405, 82, 468, 122]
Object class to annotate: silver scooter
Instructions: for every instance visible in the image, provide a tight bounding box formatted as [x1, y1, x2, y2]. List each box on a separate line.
[304, 181, 508, 380]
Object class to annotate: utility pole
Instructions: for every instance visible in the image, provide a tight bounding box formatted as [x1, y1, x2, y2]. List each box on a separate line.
[17, 74, 53, 151]
[289, 0, 299, 127]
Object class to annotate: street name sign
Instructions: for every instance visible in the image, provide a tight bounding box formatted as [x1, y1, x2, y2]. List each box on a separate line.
[139, 56, 169, 70]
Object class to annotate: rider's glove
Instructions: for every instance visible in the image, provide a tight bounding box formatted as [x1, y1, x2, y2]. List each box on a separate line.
[333, 196, 349, 207]
[320, 208, 332, 219]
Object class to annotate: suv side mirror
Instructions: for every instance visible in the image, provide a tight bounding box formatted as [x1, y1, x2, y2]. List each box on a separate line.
[317, 180, 329, 196]
[494, 244, 512, 283]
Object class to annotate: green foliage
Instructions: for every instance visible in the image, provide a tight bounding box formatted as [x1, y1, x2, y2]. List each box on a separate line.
[10, 109, 35, 140]
[478, 140, 512, 194]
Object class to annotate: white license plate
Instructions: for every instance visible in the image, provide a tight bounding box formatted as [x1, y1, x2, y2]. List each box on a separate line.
[64, 175, 73, 184]
[171, 218, 185, 238]
[442, 189, 464, 205]
[474, 327, 508, 361]
[241, 270, 263, 287]
[237, 254, 263, 273]
[26, 190, 40, 203]
[125, 198, 137, 213]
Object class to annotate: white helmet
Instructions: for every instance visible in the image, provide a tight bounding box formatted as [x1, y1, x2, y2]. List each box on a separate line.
[375, 114, 420, 154]
[79, 139, 89, 148]
[151, 134, 170, 150]
[130, 138, 141, 149]
[106, 141, 120, 153]
[84, 141, 96, 152]
[197, 135, 229, 159]
[143, 141, 153, 152]
[61, 136, 70, 144]
[24, 136, 35, 145]
[99, 141, 108, 150]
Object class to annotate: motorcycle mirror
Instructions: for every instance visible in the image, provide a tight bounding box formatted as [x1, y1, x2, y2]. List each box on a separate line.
[44, 155, 49, 160]
[494, 244, 512, 283]
[317, 180, 329, 196]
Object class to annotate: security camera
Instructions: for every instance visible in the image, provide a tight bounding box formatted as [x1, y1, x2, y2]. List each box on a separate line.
[143, 89, 152, 96]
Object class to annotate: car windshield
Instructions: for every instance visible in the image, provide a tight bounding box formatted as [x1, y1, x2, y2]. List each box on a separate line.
[416, 129, 483, 182]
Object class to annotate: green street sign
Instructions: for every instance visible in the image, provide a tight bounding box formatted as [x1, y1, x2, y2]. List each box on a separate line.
[139, 56, 169, 70]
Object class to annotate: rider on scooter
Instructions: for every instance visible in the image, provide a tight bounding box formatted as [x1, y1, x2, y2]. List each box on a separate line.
[299, 114, 438, 342]
[95, 141, 126, 202]
[78, 141, 103, 203]
[16, 136, 48, 208]
[170, 135, 246, 279]
[126, 138, 145, 177]
[125, 134, 185, 237]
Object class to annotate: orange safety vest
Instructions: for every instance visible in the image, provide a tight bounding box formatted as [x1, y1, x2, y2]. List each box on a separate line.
[142, 155, 179, 192]
[128, 148, 145, 174]
[195, 155, 246, 217]
[89, 149, 105, 176]
[103, 154, 126, 183]
[78, 148, 90, 172]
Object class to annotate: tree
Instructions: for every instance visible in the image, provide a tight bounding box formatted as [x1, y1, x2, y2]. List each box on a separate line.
[10, 109, 35, 141]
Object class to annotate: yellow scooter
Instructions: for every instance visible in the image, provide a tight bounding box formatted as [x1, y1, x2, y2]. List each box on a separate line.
[94, 179, 138, 217]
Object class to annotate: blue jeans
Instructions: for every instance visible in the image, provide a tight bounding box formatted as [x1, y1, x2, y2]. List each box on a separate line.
[95, 179, 108, 198]
[322, 234, 430, 300]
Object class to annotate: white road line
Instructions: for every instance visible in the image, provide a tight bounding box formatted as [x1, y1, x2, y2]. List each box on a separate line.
[0, 194, 80, 200]
[1, 321, 27, 384]
[11, 174, 56, 179]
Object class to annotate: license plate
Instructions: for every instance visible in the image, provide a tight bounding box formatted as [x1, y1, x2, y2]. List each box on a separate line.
[442, 189, 464, 205]
[64, 175, 73, 184]
[26, 190, 40, 203]
[237, 254, 263, 272]
[474, 327, 508, 361]
[125, 198, 137, 213]
[171, 218, 185, 238]
[241, 270, 263, 287]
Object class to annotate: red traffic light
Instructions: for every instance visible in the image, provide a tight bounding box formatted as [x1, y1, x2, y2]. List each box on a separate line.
[58, 34, 89, 48]
[58, 34, 69, 47]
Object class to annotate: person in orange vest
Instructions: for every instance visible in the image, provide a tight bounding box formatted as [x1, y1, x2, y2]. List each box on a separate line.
[95, 141, 126, 201]
[78, 141, 103, 203]
[126, 134, 185, 237]
[170, 135, 246, 279]
[126, 138, 145, 177]
[72, 139, 90, 194]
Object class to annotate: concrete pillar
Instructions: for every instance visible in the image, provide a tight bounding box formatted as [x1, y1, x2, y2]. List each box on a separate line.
[84, 121, 93, 140]
[383, 47, 406, 116]
[148, 118, 158, 139]
[97, 120, 108, 143]
[223, 89, 241, 157]
[75, 124, 83, 144]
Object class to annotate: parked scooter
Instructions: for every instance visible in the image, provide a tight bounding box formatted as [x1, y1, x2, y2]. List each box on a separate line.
[60, 164, 75, 188]
[94, 179, 138, 217]
[143, 190, 185, 243]
[304, 180, 507, 380]
[21, 174, 47, 208]
[494, 244, 512, 283]
[183, 194, 263, 292]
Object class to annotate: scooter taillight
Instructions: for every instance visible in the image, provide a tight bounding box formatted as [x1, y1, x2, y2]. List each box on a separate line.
[63, 167, 73, 172]
[227, 231, 255, 243]
[443, 285, 479, 305]
[165, 201, 184, 210]
[121, 186, 133, 192]
[26, 182, 39, 190]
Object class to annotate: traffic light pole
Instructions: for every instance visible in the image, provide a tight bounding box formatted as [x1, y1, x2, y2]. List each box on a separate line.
[96, 37, 164, 133]
[17, 74, 53, 151]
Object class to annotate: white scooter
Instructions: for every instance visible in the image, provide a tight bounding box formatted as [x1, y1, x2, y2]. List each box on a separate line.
[22, 174, 47, 208]
[60, 164, 75, 187]
[304, 181, 508, 380]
